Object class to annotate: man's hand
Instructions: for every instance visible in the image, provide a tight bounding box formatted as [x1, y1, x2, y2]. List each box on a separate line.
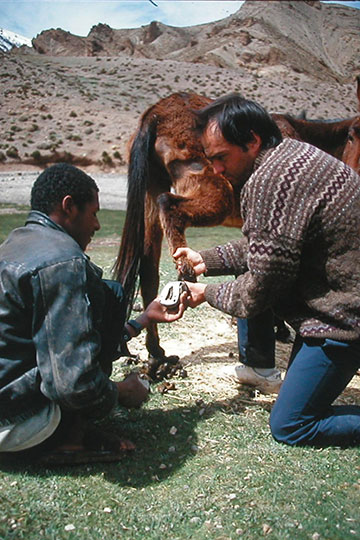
[136, 292, 188, 327]
[173, 247, 206, 276]
[116, 372, 150, 409]
[184, 281, 207, 308]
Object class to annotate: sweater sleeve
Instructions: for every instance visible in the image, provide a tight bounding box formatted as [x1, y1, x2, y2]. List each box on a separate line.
[204, 231, 302, 319]
[200, 236, 249, 277]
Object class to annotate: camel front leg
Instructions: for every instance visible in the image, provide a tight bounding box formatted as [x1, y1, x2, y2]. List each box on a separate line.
[140, 216, 165, 359]
[139, 216, 180, 370]
[157, 191, 197, 281]
[157, 172, 236, 281]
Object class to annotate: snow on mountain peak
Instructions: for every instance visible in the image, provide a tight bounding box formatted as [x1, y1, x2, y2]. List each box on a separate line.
[0, 28, 32, 52]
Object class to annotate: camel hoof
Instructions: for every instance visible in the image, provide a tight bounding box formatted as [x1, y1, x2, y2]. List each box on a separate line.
[176, 257, 197, 282]
[144, 354, 182, 381]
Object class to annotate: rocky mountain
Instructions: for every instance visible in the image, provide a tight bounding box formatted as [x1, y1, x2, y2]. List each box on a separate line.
[1, 0, 359, 172]
[0, 28, 32, 52]
[25, 1, 360, 83]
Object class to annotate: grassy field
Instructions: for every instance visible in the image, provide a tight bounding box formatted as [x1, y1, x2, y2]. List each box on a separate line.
[0, 205, 359, 540]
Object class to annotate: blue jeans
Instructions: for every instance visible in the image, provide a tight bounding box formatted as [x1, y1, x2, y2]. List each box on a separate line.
[270, 335, 360, 447]
[237, 310, 276, 368]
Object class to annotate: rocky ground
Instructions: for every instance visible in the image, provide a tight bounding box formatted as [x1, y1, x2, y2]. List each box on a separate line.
[122, 305, 360, 406]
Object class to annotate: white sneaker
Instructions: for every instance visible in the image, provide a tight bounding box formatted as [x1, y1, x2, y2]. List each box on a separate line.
[220, 364, 282, 394]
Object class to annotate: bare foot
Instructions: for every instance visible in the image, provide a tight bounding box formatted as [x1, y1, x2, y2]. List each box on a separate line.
[118, 438, 136, 451]
[54, 427, 136, 453]
[55, 438, 135, 452]
[83, 426, 136, 452]
[55, 443, 84, 451]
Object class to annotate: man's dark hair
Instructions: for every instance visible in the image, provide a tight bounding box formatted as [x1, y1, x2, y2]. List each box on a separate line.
[31, 163, 99, 215]
[195, 93, 282, 151]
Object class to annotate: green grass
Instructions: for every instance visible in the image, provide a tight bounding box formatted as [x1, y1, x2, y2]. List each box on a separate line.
[0, 206, 126, 246]
[0, 205, 359, 539]
[0, 205, 30, 244]
[0, 396, 359, 539]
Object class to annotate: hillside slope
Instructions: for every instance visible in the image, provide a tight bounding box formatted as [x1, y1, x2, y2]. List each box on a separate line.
[1, 0, 359, 171]
[26, 1, 360, 82]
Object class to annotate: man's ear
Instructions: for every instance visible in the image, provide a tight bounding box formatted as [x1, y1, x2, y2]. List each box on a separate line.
[61, 195, 77, 217]
[248, 131, 262, 155]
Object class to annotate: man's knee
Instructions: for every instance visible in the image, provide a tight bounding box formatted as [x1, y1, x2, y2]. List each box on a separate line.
[269, 407, 302, 446]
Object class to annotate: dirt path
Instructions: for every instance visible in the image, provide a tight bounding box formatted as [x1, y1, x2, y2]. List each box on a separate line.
[0, 170, 128, 210]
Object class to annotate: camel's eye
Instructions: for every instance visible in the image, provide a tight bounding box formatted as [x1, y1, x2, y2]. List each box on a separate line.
[168, 159, 205, 179]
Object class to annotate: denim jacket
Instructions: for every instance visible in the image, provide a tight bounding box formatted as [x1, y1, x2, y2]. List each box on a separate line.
[0, 211, 118, 427]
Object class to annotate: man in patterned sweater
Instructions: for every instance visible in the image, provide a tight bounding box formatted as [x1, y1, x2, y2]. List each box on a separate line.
[174, 93, 360, 447]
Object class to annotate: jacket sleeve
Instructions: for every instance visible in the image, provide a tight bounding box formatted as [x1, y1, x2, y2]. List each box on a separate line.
[31, 257, 118, 419]
[204, 231, 302, 319]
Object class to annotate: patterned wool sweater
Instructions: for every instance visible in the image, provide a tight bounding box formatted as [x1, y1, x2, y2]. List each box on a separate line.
[201, 138, 360, 341]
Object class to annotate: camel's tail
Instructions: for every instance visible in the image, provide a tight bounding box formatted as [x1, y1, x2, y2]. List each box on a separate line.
[113, 117, 157, 318]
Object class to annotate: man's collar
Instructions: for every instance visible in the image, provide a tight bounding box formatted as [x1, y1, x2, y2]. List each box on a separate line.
[26, 210, 68, 235]
[253, 148, 272, 172]
[25, 210, 91, 259]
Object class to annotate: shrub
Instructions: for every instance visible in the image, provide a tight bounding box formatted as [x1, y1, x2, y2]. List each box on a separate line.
[6, 146, 19, 158]
[66, 134, 82, 141]
[69, 111, 77, 118]
[0, 151, 6, 162]
[102, 151, 113, 165]
[30, 150, 41, 161]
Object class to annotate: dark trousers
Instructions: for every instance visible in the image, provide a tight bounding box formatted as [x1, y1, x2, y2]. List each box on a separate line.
[98, 279, 128, 374]
[237, 310, 276, 368]
[270, 335, 360, 447]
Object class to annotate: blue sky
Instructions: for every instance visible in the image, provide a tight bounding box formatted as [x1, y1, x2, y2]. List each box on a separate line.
[1, 0, 359, 40]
